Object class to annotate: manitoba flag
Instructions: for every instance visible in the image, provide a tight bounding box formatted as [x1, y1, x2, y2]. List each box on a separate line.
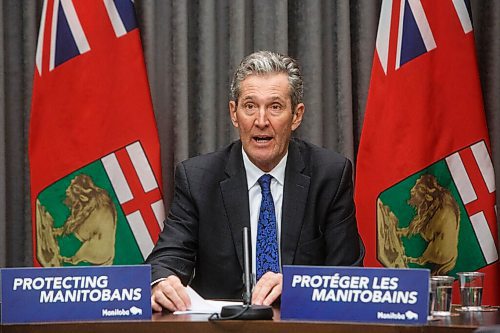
[29, 0, 164, 266]
[355, 0, 499, 305]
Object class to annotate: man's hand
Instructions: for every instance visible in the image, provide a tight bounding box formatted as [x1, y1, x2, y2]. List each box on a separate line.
[251, 272, 282, 306]
[151, 275, 191, 312]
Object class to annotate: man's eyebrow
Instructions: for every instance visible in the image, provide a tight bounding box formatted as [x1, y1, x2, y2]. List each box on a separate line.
[239, 95, 287, 104]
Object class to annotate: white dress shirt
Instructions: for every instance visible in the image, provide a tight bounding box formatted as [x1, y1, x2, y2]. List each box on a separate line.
[242, 148, 287, 280]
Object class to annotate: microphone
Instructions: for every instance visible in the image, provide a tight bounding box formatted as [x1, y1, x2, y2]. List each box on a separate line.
[242, 226, 253, 305]
[219, 227, 273, 320]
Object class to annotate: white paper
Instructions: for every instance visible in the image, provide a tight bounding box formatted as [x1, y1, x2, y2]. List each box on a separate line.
[173, 286, 242, 315]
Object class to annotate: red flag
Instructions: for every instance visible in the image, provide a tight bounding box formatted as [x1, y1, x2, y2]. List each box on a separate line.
[355, 0, 499, 305]
[29, 0, 164, 266]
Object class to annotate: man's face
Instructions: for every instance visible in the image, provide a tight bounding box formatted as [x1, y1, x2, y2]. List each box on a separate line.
[229, 73, 304, 172]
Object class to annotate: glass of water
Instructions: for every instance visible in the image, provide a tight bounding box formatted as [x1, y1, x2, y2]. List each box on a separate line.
[430, 276, 454, 316]
[457, 272, 484, 311]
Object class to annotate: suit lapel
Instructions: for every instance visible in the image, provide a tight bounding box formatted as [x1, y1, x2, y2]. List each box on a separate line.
[281, 140, 310, 265]
[220, 141, 250, 271]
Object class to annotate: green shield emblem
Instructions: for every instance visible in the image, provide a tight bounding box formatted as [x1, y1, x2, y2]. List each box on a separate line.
[377, 142, 498, 276]
[35, 142, 162, 266]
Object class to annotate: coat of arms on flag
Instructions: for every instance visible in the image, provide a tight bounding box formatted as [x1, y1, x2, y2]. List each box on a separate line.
[376, 140, 498, 276]
[35, 142, 165, 267]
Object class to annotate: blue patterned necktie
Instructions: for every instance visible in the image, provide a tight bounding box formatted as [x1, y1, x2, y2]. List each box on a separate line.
[256, 174, 279, 281]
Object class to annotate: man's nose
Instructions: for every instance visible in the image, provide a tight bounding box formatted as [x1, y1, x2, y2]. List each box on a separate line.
[255, 107, 269, 127]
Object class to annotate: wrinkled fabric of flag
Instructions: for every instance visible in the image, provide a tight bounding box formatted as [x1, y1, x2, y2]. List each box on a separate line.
[29, 0, 165, 267]
[355, 0, 499, 305]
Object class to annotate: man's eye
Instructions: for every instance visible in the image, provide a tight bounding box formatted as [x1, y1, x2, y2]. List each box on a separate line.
[269, 104, 284, 113]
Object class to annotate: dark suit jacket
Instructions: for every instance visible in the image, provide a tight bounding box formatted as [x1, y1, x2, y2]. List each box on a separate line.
[146, 138, 364, 300]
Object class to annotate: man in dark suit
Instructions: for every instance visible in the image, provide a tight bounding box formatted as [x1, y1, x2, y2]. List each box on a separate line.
[147, 51, 364, 312]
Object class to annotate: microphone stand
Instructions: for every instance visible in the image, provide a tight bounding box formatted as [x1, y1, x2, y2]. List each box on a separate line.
[219, 227, 273, 320]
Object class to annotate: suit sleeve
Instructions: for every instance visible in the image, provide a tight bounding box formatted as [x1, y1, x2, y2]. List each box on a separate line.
[325, 158, 365, 266]
[145, 162, 198, 285]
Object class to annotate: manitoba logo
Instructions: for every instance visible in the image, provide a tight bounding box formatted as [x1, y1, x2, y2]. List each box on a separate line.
[377, 310, 418, 321]
[35, 141, 165, 266]
[376, 141, 498, 275]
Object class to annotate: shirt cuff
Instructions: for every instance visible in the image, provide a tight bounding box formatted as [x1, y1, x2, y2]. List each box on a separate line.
[151, 277, 167, 286]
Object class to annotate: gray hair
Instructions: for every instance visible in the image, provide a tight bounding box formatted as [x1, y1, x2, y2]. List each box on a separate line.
[230, 51, 303, 111]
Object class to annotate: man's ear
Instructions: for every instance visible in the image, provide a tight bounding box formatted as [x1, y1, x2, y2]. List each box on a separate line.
[291, 103, 305, 131]
[229, 101, 239, 128]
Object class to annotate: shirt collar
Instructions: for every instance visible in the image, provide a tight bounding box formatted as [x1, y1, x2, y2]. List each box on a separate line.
[242, 148, 288, 190]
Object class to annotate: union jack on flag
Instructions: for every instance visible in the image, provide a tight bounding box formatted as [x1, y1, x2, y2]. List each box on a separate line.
[376, 0, 473, 74]
[36, 0, 138, 75]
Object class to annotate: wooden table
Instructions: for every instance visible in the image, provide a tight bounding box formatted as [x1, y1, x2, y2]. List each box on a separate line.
[2, 307, 498, 333]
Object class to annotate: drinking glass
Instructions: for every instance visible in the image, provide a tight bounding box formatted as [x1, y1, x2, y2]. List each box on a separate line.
[457, 272, 484, 311]
[430, 276, 454, 316]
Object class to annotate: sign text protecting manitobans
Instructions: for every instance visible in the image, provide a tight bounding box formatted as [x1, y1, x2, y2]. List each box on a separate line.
[1, 265, 151, 323]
